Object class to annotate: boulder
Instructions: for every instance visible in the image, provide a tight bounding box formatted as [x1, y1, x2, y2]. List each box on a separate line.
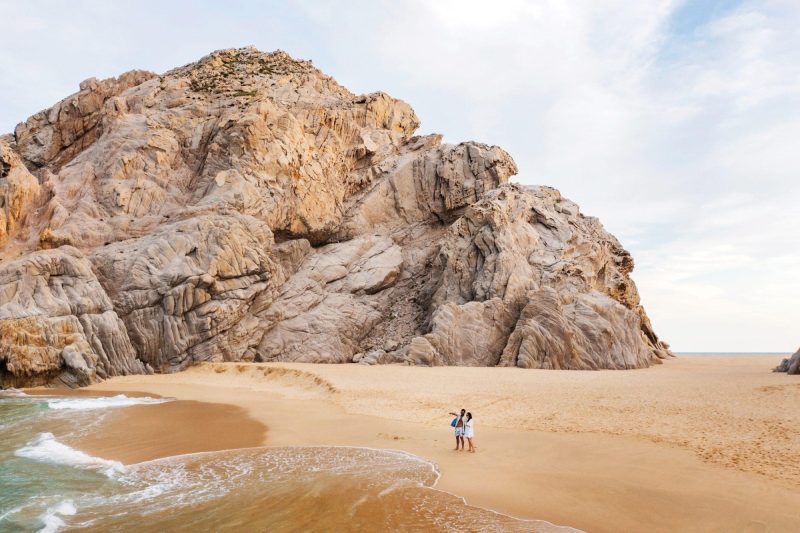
[774, 348, 800, 375]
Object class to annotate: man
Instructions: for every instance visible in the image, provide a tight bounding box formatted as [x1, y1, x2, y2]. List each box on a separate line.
[449, 408, 466, 451]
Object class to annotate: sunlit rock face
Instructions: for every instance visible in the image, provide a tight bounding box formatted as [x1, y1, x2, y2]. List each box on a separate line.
[0, 47, 671, 387]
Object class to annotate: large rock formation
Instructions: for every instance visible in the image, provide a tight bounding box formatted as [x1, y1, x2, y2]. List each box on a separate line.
[0, 47, 671, 387]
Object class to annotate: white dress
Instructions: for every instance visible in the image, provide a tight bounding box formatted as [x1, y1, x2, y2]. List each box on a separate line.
[464, 419, 474, 439]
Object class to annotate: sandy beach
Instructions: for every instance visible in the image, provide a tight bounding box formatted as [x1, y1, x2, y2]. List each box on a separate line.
[71, 356, 800, 532]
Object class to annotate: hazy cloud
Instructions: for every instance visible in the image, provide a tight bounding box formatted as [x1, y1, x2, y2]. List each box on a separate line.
[1, 0, 797, 350]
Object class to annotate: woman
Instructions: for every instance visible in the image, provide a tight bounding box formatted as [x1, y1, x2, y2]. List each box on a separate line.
[464, 412, 476, 452]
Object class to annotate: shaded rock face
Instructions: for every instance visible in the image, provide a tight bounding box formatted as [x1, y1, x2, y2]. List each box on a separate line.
[774, 348, 800, 375]
[0, 47, 671, 387]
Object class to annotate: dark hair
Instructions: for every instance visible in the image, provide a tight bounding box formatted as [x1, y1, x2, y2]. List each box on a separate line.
[460, 408, 465, 413]
[466, 412, 472, 421]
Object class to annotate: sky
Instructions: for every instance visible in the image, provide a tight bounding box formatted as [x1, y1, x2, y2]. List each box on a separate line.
[1, 0, 798, 352]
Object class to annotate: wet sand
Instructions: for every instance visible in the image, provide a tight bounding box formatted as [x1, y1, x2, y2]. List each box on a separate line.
[69, 400, 266, 464]
[23, 388, 267, 463]
[71, 356, 800, 532]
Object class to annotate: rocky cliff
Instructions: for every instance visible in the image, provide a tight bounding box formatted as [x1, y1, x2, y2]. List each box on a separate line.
[0, 47, 672, 387]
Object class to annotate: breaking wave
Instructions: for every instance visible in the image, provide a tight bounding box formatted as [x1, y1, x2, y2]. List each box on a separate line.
[15, 433, 125, 478]
[46, 395, 169, 411]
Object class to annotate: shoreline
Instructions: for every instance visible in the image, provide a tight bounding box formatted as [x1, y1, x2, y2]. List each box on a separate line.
[67, 400, 267, 464]
[34, 356, 800, 532]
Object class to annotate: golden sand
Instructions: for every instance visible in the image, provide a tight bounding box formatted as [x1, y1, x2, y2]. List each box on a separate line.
[77, 356, 800, 532]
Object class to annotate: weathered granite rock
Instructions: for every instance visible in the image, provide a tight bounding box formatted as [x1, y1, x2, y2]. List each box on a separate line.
[0, 140, 41, 247]
[337, 137, 518, 236]
[774, 348, 800, 375]
[253, 235, 401, 363]
[14, 70, 157, 170]
[0, 47, 671, 387]
[89, 214, 279, 371]
[499, 288, 655, 370]
[407, 299, 516, 366]
[0, 247, 149, 387]
[405, 185, 671, 369]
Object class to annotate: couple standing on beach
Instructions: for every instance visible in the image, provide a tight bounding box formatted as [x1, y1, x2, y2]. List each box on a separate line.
[449, 409, 476, 452]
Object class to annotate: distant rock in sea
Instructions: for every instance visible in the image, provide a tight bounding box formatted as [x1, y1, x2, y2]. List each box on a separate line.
[0, 47, 672, 387]
[774, 348, 800, 374]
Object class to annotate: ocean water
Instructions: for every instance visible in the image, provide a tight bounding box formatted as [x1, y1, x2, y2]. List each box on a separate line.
[0, 391, 576, 532]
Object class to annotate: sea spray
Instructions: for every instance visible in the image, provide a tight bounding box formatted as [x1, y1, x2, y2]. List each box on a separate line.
[38, 500, 77, 533]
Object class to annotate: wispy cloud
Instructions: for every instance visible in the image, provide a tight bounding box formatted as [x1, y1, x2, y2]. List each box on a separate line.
[1, 0, 797, 350]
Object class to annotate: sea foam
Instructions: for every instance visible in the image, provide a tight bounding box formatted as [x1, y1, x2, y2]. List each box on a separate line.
[37, 500, 76, 533]
[46, 394, 168, 410]
[15, 433, 125, 477]
[0, 388, 27, 397]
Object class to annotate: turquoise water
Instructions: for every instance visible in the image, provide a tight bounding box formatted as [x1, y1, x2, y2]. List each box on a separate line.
[0, 391, 576, 533]
[0, 393, 166, 532]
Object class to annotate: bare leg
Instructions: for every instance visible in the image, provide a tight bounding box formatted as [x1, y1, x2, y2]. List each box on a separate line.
[458, 436, 465, 450]
[454, 433, 459, 450]
[467, 437, 475, 452]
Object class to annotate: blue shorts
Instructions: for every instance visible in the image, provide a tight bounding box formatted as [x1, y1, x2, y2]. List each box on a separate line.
[455, 427, 464, 437]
